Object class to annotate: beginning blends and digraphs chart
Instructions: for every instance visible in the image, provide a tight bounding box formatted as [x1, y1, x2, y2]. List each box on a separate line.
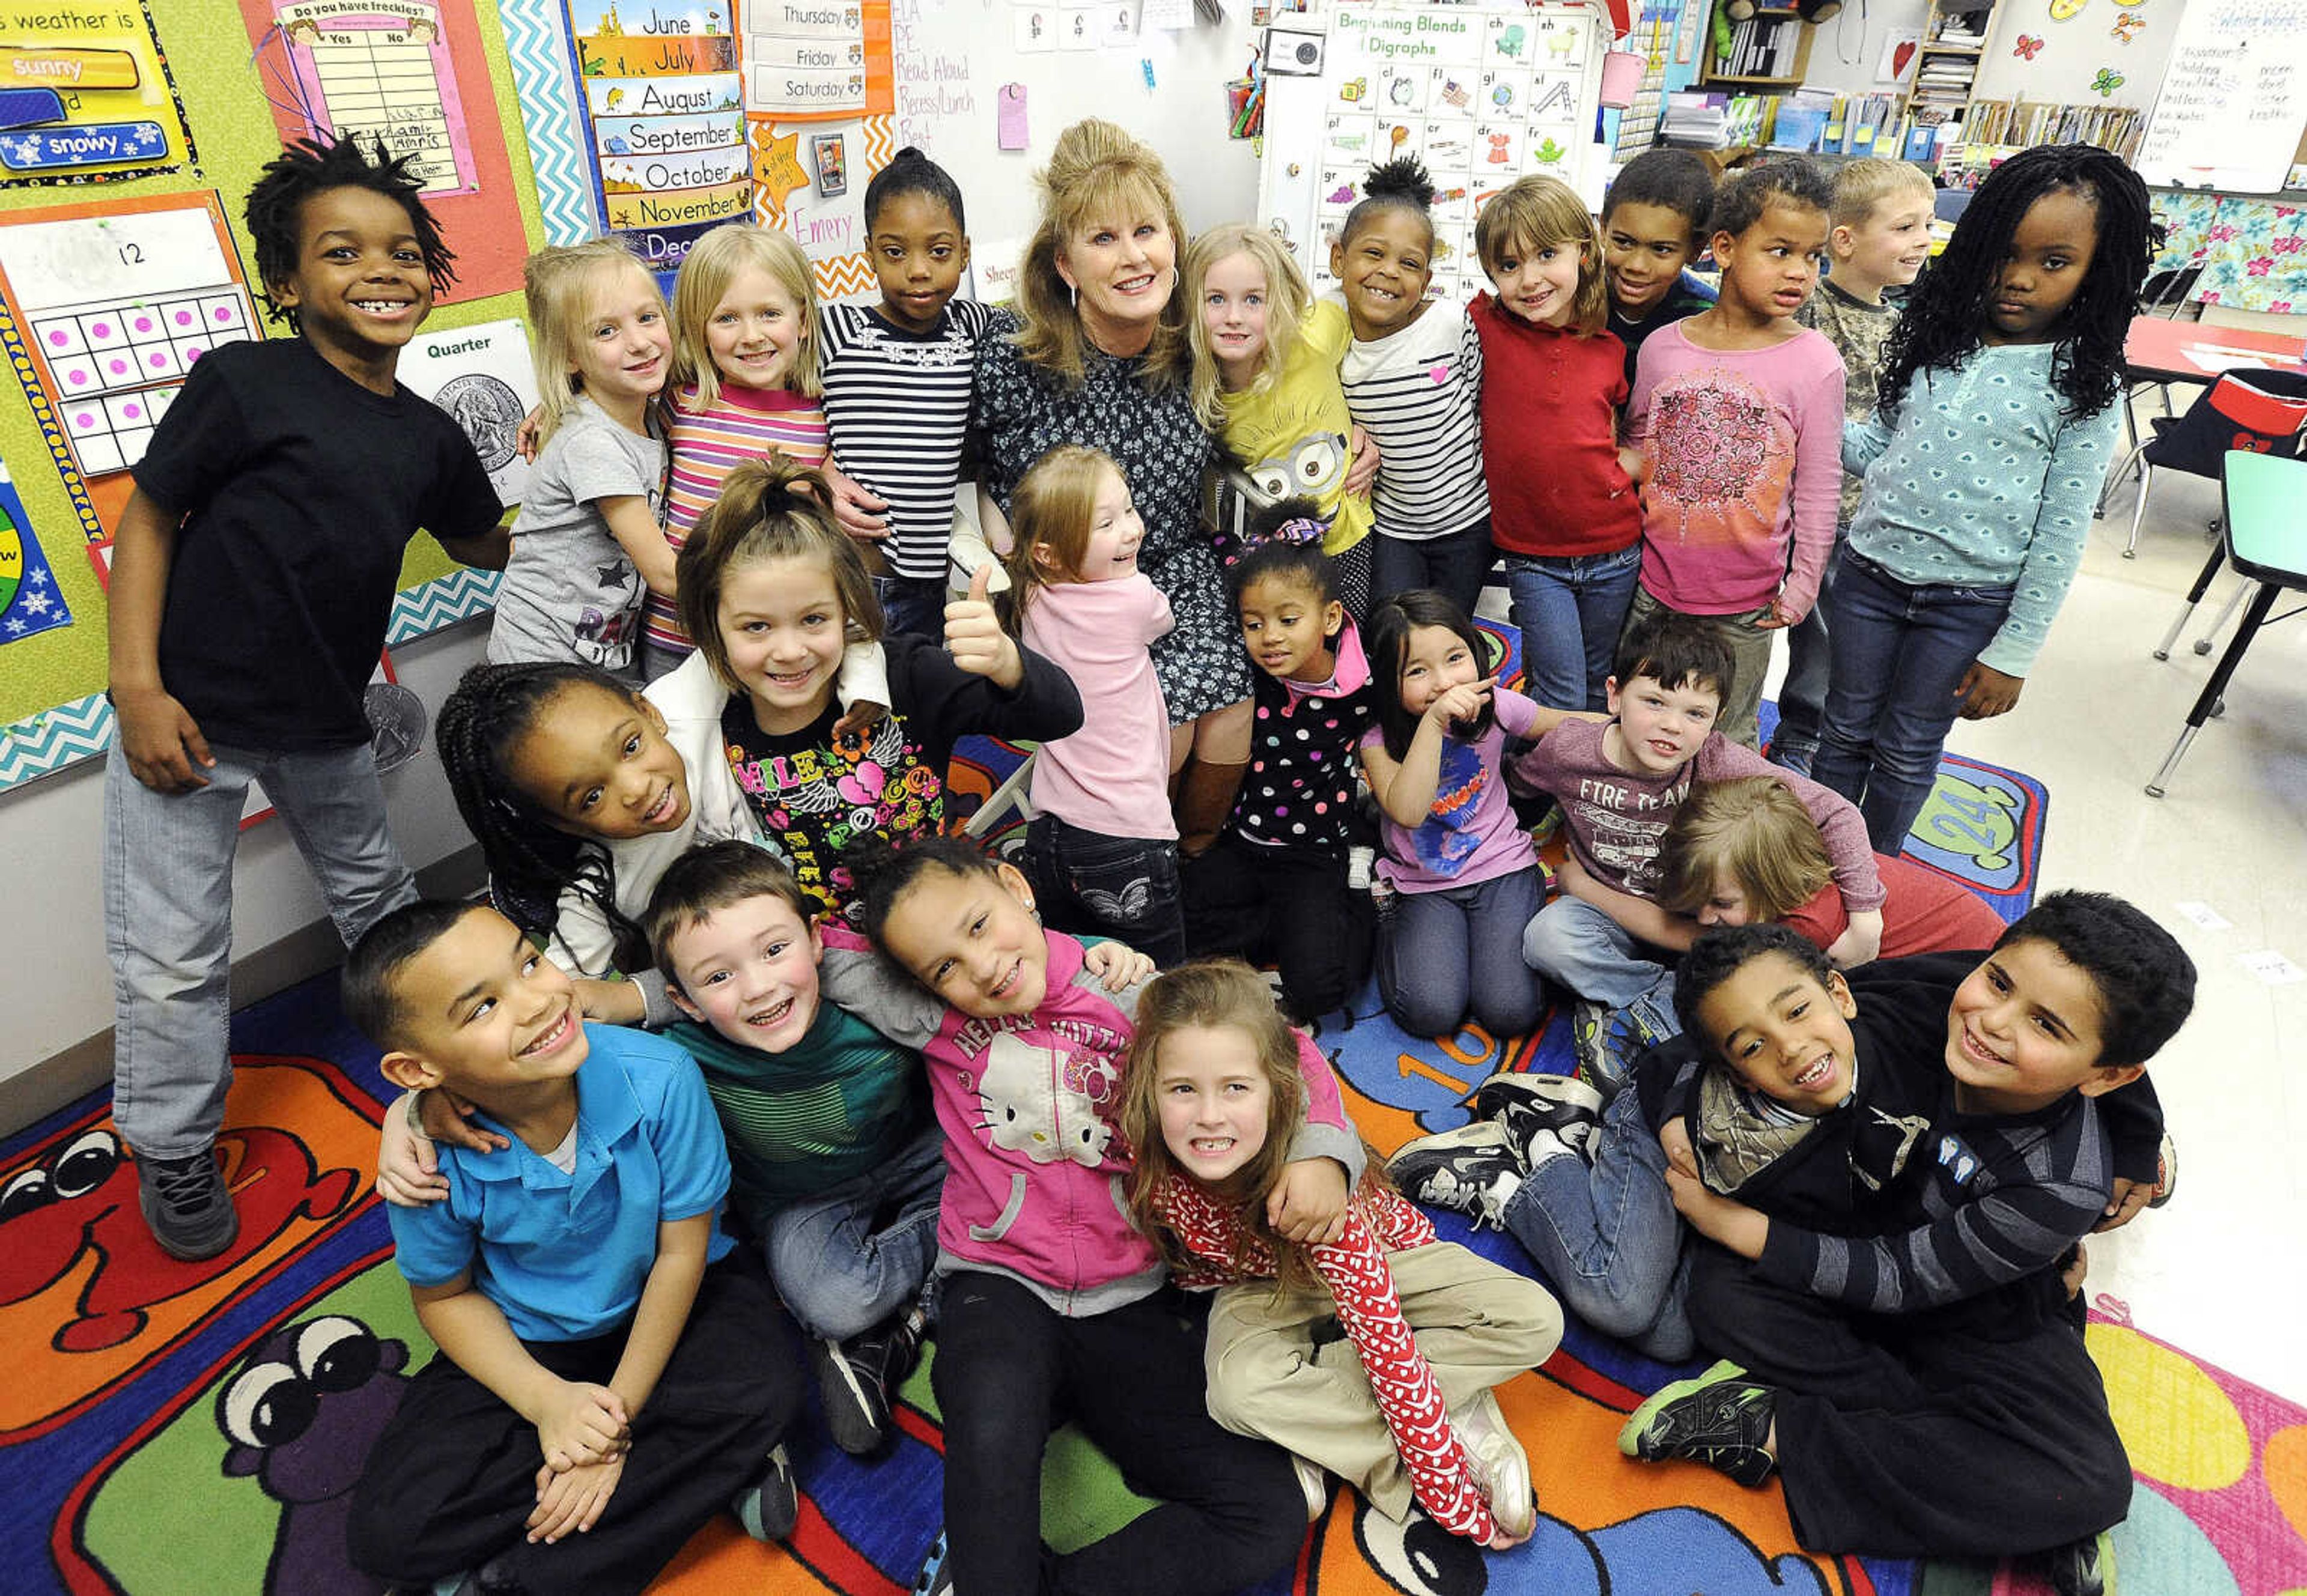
[0, 192, 255, 479]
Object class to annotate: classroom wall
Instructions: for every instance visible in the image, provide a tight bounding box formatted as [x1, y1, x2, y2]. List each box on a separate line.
[1796, 0, 1933, 98]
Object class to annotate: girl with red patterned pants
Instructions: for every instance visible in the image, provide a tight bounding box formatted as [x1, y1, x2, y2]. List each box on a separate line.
[1118, 960, 1564, 1550]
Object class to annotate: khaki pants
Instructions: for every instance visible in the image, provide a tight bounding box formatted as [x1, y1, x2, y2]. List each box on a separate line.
[1203, 1242, 1563, 1523]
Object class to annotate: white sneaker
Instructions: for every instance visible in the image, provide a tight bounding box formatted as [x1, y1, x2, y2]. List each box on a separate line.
[1450, 1390, 1534, 1540]
[1292, 1453, 1330, 1521]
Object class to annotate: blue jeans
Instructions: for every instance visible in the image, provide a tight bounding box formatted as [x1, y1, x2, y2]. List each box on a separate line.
[1377, 866, 1545, 1039]
[1024, 813, 1187, 968]
[1769, 541, 1846, 774]
[1503, 1087, 1694, 1359]
[1520, 895, 1670, 1010]
[874, 573, 948, 643]
[1372, 517, 1495, 620]
[1502, 543, 1643, 712]
[105, 737, 418, 1158]
[1811, 551, 2016, 855]
[765, 1121, 945, 1339]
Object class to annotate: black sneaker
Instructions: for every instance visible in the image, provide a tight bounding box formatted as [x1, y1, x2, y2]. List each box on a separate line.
[1387, 1121, 1524, 1228]
[732, 1443, 798, 1541]
[809, 1334, 891, 1455]
[1471, 1070, 1605, 1165]
[136, 1148, 239, 1261]
[2038, 1529, 2117, 1596]
[1617, 1359, 1777, 1487]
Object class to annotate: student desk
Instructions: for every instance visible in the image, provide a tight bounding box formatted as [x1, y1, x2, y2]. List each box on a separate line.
[2146, 450, 2307, 797]
[2122, 318, 2307, 387]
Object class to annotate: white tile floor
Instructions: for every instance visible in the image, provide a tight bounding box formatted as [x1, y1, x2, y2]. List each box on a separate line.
[1855, 443, 2307, 1403]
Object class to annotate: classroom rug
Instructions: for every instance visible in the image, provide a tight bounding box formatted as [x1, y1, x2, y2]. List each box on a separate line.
[14, 730, 2260, 1596]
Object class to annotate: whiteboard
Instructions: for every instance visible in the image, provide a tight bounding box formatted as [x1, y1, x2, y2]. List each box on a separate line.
[2134, 0, 2307, 194]
[886, 0, 1266, 297]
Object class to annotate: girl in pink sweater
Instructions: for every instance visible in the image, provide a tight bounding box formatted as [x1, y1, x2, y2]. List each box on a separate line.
[1005, 444, 1186, 965]
[1119, 960, 1563, 1550]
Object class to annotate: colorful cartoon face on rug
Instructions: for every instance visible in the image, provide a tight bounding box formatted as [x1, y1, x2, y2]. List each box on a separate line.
[217, 1314, 412, 1594]
[973, 1033, 1116, 1167]
[0, 1058, 373, 1440]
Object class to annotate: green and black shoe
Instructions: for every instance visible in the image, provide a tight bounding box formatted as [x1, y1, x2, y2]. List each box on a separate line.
[1617, 1359, 1777, 1487]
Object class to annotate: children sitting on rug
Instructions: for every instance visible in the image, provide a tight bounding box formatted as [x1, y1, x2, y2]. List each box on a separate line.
[340, 899, 801, 1596]
[1618, 896, 2187, 1595]
[1513, 609, 1885, 1087]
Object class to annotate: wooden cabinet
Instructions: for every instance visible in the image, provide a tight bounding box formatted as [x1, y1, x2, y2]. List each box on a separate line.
[1700, 6, 1817, 89]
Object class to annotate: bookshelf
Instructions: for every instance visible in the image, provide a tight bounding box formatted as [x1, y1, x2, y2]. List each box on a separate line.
[1908, 0, 1993, 133]
[1701, 7, 1816, 90]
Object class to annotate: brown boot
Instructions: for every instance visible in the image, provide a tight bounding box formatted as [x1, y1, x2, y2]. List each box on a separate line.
[1175, 759, 1248, 858]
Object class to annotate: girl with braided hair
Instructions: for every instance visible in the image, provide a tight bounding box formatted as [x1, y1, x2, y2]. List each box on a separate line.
[1814, 144, 2160, 852]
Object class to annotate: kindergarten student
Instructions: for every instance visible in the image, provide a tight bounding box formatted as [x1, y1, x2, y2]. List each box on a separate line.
[1600, 148, 1719, 387]
[645, 224, 831, 673]
[1332, 159, 1491, 616]
[1120, 960, 1563, 1548]
[676, 457, 1081, 918]
[1005, 445, 1187, 964]
[1623, 158, 1844, 750]
[818, 147, 991, 639]
[106, 135, 503, 1260]
[1360, 590, 1546, 1042]
[1814, 144, 2155, 853]
[1769, 159, 1935, 775]
[487, 240, 671, 677]
[342, 901, 801, 1594]
[1469, 174, 1644, 713]
[1622, 894, 2190, 1589]
[1185, 222, 1376, 617]
[1655, 775, 2005, 957]
[1515, 610, 1883, 1088]
[1182, 525, 1377, 1023]
[825, 836, 1358, 1596]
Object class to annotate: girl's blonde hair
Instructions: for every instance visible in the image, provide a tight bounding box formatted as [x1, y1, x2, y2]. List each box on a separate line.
[524, 238, 661, 448]
[1657, 776, 1834, 923]
[1118, 960, 1386, 1295]
[1002, 445, 1122, 624]
[674, 456, 881, 696]
[670, 223, 822, 407]
[1012, 119, 1192, 390]
[1181, 224, 1312, 429]
[1471, 175, 1609, 337]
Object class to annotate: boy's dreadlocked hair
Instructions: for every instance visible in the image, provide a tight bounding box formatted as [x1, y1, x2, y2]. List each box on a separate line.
[433, 661, 651, 972]
[1877, 143, 2157, 423]
[245, 133, 457, 329]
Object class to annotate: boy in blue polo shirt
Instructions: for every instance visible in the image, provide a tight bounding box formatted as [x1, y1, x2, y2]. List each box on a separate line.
[340, 900, 801, 1596]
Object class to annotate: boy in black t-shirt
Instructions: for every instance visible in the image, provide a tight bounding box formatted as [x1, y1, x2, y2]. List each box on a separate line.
[1600, 150, 1721, 388]
[105, 135, 506, 1260]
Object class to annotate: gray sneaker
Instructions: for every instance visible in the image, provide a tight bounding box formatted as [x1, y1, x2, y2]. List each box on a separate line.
[136, 1148, 239, 1261]
[1471, 1070, 1605, 1165]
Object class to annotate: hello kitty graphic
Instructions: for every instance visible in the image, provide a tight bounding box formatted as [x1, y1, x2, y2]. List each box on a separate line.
[974, 1033, 1116, 1168]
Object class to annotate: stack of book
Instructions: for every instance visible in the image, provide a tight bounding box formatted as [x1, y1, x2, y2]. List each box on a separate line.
[1958, 101, 2148, 162]
[1716, 16, 1804, 78]
[1660, 90, 1729, 147]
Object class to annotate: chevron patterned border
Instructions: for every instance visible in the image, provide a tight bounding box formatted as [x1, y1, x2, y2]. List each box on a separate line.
[0, 691, 111, 793]
[0, 571, 496, 793]
[814, 252, 878, 300]
[502, 0, 596, 246]
[387, 566, 500, 646]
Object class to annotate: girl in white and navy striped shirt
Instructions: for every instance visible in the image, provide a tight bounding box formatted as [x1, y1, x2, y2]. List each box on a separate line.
[819, 148, 989, 641]
[1330, 159, 1491, 617]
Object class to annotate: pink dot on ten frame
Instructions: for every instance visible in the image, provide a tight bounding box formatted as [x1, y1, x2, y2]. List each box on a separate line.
[92, 321, 111, 336]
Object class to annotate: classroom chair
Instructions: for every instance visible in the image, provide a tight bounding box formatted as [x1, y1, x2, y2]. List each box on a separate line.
[2117, 369, 2307, 559]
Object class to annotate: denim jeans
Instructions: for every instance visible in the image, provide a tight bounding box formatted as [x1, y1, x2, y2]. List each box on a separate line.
[874, 573, 949, 643]
[1811, 551, 2016, 855]
[105, 737, 418, 1158]
[1502, 542, 1643, 712]
[1769, 542, 1846, 774]
[1519, 894, 1670, 1011]
[764, 1121, 945, 1340]
[1503, 1086, 1694, 1359]
[1372, 517, 1495, 620]
[1376, 866, 1545, 1040]
[1024, 813, 1186, 968]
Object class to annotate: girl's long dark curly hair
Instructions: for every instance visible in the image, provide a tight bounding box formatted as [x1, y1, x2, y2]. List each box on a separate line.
[1877, 143, 2160, 423]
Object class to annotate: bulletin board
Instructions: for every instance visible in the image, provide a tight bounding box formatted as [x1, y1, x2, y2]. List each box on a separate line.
[1966, 0, 2181, 113]
[0, 0, 546, 795]
[2132, 0, 2307, 195]
[1257, 1, 1615, 308]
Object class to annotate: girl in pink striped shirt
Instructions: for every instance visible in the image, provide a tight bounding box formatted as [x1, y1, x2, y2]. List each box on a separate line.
[1119, 961, 1563, 1550]
[643, 225, 834, 676]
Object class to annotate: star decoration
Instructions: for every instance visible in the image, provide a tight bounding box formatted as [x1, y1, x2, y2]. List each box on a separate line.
[753, 124, 807, 217]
